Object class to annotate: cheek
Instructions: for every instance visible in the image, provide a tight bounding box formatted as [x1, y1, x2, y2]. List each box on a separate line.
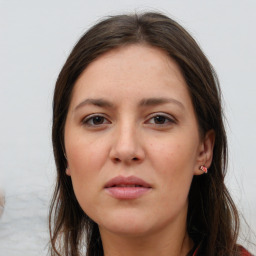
[149, 138, 197, 174]
[148, 136, 197, 198]
[65, 135, 110, 198]
[66, 138, 110, 217]
[67, 133, 109, 172]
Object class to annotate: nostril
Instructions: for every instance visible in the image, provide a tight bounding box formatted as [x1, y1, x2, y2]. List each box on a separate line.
[113, 157, 139, 163]
[114, 158, 121, 163]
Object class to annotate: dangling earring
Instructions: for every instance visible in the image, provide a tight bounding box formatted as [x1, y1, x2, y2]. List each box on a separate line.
[199, 165, 208, 174]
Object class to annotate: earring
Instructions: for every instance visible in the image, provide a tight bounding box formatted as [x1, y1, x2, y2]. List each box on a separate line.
[199, 165, 208, 174]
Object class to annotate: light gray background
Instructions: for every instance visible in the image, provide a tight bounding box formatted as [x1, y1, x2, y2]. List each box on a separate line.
[0, 0, 255, 255]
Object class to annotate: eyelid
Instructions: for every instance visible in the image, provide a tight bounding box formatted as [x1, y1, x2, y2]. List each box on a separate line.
[145, 112, 176, 125]
[82, 113, 111, 126]
[81, 112, 176, 127]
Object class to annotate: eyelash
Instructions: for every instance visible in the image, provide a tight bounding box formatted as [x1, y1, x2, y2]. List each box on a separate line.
[146, 113, 176, 126]
[82, 113, 176, 128]
[82, 114, 110, 127]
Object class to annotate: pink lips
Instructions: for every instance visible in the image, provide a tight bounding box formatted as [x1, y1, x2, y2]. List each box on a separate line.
[104, 175, 152, 199]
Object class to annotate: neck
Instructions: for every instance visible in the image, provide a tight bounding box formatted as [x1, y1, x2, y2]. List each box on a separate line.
[99, 216, 193, 256]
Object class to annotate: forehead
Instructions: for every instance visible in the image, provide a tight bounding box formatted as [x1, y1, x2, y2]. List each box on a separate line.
[70, 44, 192, 108]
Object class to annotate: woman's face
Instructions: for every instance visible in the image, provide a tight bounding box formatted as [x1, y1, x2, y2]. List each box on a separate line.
[64, 45, 213, 237]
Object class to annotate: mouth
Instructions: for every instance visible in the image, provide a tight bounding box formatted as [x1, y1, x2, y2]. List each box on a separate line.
[104, 175, 152, 188]
[104, 175, 152, 199]
[111, 184, 145, 187]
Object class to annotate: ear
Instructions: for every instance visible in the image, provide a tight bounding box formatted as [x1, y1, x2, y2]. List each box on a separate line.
[66, 163, 71, 176]
[194, 129, 215, 175]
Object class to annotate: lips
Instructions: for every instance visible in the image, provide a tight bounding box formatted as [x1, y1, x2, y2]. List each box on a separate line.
[104, 175, 152, 199]
[105, 175, 151, 188]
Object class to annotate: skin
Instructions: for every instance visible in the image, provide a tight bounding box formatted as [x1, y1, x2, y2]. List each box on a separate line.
[64, 44, 215, 256]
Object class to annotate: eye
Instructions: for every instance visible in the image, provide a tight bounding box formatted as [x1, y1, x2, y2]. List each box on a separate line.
[82, 114, 110, 127]
[146, 113, 175, 126]
[152, 116, 169, 124]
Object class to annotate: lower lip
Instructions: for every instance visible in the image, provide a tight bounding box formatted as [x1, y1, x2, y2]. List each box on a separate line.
[105, 187, 151, 199]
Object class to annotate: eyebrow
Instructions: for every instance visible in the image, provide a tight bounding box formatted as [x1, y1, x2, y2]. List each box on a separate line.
[139, 97, 184, 109]
[74, 97, 184, 111]
[74, 98, 114, 111]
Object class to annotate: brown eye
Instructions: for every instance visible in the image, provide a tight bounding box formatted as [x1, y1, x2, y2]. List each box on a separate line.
[146, 113, 175, 127]
[91, 116, 105, 125]
[83, 115, 110, 127]
[154, 116, 167, 124]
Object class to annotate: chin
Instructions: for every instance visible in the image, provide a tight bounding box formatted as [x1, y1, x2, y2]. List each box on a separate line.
[96, 210, 154, 237]
[101, 222, 152, 238]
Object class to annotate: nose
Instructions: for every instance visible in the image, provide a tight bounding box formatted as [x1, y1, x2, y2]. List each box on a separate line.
[109, 122, 145, 164]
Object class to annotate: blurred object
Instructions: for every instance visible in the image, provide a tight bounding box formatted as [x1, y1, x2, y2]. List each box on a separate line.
[0, 189, 5, 217]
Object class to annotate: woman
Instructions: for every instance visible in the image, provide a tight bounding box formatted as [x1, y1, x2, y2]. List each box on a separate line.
[49, 12, 253, 256]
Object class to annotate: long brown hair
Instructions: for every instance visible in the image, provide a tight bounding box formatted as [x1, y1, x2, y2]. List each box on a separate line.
[50, 12, 240, 256]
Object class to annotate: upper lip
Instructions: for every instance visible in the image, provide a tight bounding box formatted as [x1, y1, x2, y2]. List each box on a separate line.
[104, 175, 152, 188]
